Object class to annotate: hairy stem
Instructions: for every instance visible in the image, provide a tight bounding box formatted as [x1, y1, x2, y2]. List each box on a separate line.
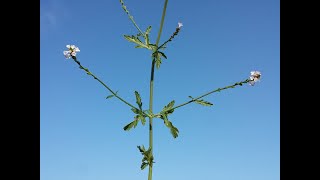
[148, 1, 169, 180]
[72, 57, 137, 109]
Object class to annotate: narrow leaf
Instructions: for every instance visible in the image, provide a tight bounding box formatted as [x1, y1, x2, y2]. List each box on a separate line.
[145, 26, 152, 35]
[134, 91, 142, 109]
[141, 162, 148, 170]
[123, 118, 138, 131]
[106, 95, 114, 99]
[194, 99, 213, 106]
[158, 51, 167, 59]
[137, 145, 145, 153]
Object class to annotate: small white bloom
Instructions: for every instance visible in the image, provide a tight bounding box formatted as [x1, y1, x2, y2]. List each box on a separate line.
[63, 50, 71, 59]
[74, 47, 80, 52]
[63, 45, 80, 59]
[249, 71, 261, 86]
[178, 22, 183, 28]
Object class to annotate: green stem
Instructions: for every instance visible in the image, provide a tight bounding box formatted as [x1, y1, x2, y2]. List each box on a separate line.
[72, 57, 137, 109]
[157, 27, 181, 51]
[148, 1, 169, 180]
[162, 79, 251, 114]
[119, 0, 146, 37]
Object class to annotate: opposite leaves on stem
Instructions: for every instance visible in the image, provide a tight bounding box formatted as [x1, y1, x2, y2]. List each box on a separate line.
[123, 91, 147, 131]
[159, 100, 179, 138]
[137, 145, 154, 170]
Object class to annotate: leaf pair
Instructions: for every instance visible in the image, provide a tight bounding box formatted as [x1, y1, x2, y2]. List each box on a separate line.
[124, 26, 156, 51]
[137, 145, 154, 170]
[123, 91, 147, 131]
[152, 50, 167, 69]
[159, 100, 179, 138]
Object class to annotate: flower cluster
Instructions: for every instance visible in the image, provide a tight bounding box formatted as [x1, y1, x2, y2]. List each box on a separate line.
[249, 71, 261, 86]
[63, 45, 80, 59]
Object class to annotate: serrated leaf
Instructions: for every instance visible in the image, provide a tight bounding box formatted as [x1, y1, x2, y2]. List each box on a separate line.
[163, 100, 175, 111]
[134, 91, 142, 109]
[145, 26, 152, 45]
[124, 35, 148, 49]
[158, 51, 167, 59]
[123, 118, 139, 131]
[141, 162, 148, 170]
[160, 114, 179, 138]
[167, 120, 179, 138]
[162, 114, 170, 126]
[106, 95, 114, 99]
[169, 122, 179, 138]
[194, 99, 213, 106]
[145, 26, 152, 35]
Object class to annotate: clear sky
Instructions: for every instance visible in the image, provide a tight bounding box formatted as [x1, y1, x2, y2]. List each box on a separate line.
[41, 0, 279, 180]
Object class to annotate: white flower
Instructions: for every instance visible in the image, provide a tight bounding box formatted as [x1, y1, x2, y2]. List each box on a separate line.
[249, 71, 261, 86]
[63, 50, 71, 59]
[63, 45, 80, 59]
[178, 22, 183, 28]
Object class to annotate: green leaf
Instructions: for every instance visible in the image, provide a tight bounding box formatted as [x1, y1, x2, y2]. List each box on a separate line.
[106, 95, 114, 99]
[123, 118, 139, 131]
[194, 99, 213, 106]
[134, 91, 142, 109]
[155, 57, 162, 69]
[131, 108, 140, 114]
[160, 114, 179, 138]
[145, 26, 152, 45]
[124, 35, 148, 49]
[158, 51, 167, 59]
[145, 26, 152, 35]
[138, 114, 146, 125]
[137, 145, 145, 153]
[163, 100, 175, 112]
[148, 44, 157, 51]
[141, 162, 148, 170]
[168, 121, 179, 138]
[162, 114, 170, 126]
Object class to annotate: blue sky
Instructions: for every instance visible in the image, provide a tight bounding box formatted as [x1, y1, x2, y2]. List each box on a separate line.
[40, 0, 279, 180]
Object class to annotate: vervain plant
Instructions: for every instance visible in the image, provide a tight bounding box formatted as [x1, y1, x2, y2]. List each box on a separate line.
[63, 0, 262, 179]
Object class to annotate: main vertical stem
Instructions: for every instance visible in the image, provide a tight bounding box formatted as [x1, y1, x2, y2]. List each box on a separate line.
[148, 1, 168, 180]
